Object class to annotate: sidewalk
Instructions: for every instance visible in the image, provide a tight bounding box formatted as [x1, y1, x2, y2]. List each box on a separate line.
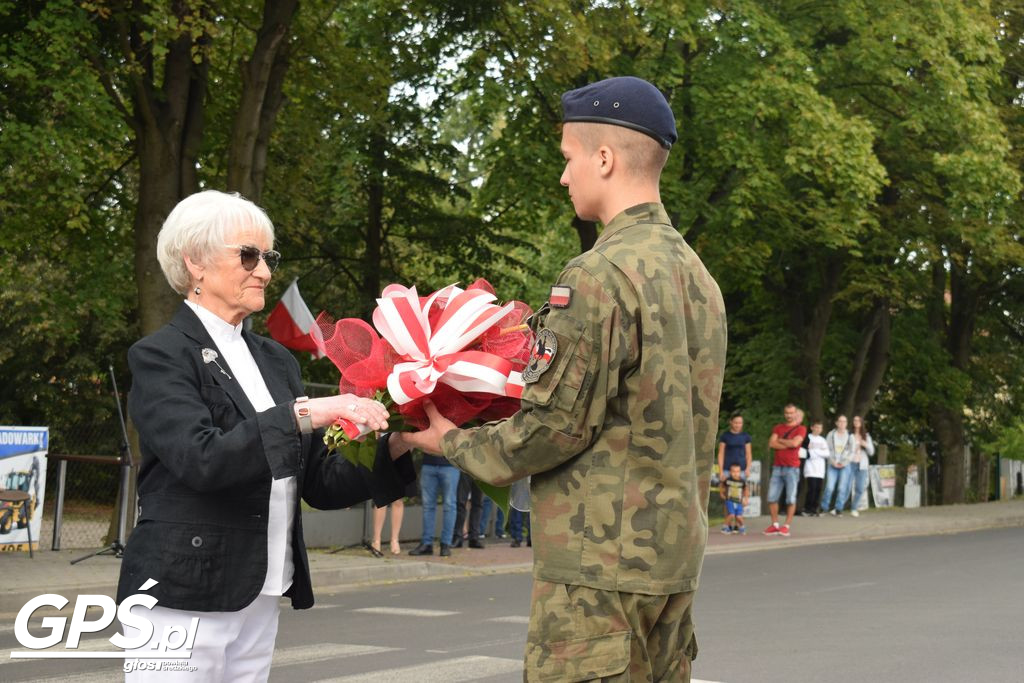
[2, 499, 1022, 614]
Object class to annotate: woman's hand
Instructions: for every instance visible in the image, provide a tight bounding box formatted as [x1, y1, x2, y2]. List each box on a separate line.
[300, 395, 390, 432]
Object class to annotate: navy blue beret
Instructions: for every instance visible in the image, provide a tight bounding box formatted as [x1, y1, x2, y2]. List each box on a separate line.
[561, 76, 677, 149]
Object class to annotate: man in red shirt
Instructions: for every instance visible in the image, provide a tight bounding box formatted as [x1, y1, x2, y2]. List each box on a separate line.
[763, 404, 807, 536]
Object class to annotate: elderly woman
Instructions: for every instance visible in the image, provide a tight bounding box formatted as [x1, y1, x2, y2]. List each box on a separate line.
[117, 190, 413, 681]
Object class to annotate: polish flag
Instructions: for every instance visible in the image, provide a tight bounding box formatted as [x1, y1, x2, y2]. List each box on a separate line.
[266, 280, 325, 358]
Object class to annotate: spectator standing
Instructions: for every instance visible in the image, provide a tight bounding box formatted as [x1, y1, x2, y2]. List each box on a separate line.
[764, 404, 807, 537]
[718, 413, 753, 480]
[408, 453, 459, 557]
[820, 415, 854, 516]
[452, 471, 485, 548]
[369, 478, 417, 557]
[800, 421, 828, 516]
[509, 507, 531, 548]
[720, 463, 749, 534]
[849, 416, 876, 517]
[479, 495, 506, 539]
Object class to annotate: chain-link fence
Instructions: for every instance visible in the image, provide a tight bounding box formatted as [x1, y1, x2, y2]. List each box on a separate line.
[43, 420, 123, 550]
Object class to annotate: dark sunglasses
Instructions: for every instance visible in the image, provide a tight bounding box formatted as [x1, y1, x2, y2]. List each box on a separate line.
[227, 244, 281, 272]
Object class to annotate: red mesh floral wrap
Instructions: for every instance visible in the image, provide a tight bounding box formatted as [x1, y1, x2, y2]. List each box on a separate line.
[316, 279, 533, 431]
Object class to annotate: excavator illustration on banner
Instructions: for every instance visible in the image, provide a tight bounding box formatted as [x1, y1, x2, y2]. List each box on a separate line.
[0, 456, 40, 534]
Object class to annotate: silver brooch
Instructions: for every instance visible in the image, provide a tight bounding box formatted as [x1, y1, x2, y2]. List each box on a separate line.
[201, 348, 232, 379]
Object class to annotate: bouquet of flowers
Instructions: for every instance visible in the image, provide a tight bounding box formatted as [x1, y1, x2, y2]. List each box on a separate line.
[315, 279, 533, 511]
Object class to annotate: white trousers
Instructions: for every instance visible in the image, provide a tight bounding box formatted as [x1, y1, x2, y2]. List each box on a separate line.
[122, 594, 281, 682]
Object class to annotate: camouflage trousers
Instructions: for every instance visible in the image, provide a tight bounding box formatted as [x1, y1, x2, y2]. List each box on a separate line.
[523, 579, 697, 682]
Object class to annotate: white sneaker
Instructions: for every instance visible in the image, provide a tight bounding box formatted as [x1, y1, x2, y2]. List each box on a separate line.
[851, 510, 860, 517]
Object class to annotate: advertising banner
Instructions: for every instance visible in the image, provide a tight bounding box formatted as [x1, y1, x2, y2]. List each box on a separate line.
[0, 427, 48, 552]
[869, 463, 896, 508]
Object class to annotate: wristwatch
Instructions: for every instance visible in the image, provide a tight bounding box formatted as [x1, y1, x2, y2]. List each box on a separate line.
[295, 396, 313, 434]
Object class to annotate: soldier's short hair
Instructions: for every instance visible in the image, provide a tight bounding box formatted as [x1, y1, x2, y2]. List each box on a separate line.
[565, 122, 669, 180]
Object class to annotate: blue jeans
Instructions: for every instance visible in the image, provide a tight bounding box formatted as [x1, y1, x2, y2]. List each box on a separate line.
[766, 466, 800, 505]
[508, 508, 530, 542]
[479, 497, 505, 537]
[821, 464, 853, 512]
[419, 464, 460, 545]
[851, 466, 869, 510]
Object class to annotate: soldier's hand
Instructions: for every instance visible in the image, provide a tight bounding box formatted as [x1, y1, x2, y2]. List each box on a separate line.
[402, 401, 457, 455]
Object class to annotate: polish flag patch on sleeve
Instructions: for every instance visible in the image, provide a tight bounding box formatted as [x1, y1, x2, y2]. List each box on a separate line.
[549, 285, 572, 308]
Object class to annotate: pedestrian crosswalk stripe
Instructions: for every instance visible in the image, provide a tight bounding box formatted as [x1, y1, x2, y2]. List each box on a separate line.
[315, 654, 522, 682]
[20, 670, 120, 683]
[272, 643, 399, 668]
[6, 636, 121, 663]
[488, 615, 530, 624]
[350, 607, 459, 618]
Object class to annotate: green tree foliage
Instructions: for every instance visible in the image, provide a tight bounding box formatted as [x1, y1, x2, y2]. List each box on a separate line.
[2, 0, 1021, 505]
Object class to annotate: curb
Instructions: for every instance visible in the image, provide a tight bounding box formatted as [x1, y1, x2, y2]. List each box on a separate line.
[704, 513, 1024, 555]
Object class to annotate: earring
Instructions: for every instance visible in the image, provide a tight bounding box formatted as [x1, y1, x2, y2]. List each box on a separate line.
[194, 286, 201, 295]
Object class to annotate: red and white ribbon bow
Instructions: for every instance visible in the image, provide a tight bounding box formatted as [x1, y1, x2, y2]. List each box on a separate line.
[372, 284, 522, 405]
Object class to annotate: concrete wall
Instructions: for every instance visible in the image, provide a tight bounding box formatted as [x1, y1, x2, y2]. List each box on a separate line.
[302, 503, 454, 548]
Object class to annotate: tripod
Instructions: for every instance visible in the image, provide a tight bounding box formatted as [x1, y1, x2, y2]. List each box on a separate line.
[71, 364, 134, 564]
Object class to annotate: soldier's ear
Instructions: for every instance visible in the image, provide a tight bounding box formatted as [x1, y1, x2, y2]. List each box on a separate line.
[596, 145, 615, 178]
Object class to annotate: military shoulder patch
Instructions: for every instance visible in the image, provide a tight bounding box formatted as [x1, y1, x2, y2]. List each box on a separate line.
[521, 328, 558, 384]
[549, 285, 572, 309]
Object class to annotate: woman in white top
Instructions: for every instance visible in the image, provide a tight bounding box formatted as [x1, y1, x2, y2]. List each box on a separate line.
[819, 415, 854, 516]
[848, 415, 876, 516]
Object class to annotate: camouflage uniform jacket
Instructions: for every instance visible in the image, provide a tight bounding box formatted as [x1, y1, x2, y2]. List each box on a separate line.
[443, 203, 727, 595]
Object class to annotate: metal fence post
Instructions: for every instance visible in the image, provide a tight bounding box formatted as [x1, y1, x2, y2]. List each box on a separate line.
[52, 458, 67, 551]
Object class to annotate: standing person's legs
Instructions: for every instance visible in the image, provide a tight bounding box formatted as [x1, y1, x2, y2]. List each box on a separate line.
[782, 466, 799, 526]
[764, 467, 783, 532]
[851, 467, 868, 514]
[371, 505, 388, 553]
[820, 465, 838, 512]
[389, 499, 404, 554]
[419, 465, 439, 546]
[804, 476, 823, 515]
[452, 472, 470, 545]
[122, 594, 280, 682]
[221, 595, 282, 681]
[439, 466, 461, 550]
[523, 580, 697, 682]
[509, 508, 523, 545]
[495, 505, 506, 537]
[833, 466, 854, 512]
[468, 481, 484, 547]
[479, 496, 493, 537]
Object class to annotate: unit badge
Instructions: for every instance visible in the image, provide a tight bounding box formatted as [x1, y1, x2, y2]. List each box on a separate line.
[521, 328, 558, 384]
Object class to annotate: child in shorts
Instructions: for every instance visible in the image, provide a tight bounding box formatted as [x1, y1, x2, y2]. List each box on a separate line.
[720, 463, 750, 534]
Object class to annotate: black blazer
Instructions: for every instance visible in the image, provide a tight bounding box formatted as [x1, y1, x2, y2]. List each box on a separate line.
[116, 303, 413, 611]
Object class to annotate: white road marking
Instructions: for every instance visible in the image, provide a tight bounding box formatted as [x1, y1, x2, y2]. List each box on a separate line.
[272, 643, 400, 668]
[350, 607, 459, 618]
[487, 615, 529, 624]
[317, 654, 522, 682]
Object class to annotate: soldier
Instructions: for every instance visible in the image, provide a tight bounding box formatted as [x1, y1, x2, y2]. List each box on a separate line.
[399, 76, 727, 681]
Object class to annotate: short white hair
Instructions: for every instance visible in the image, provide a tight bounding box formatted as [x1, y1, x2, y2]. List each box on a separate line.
[156, 190, 275, 295]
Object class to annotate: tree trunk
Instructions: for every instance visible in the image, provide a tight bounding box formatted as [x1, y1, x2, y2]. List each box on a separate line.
[925, 257, 979, 504]
[362, 132, 386, 319]
[784, 255, 843, 423]
[932, 404, 967, 504]
[227, 0, 298, 200]
[131, 15, 210, 336]
[839, 300, 891, 419]
[973, 441, 990, 502]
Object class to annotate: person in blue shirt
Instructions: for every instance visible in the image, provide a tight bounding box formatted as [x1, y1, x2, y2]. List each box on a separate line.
[718, 413, 753, 480]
